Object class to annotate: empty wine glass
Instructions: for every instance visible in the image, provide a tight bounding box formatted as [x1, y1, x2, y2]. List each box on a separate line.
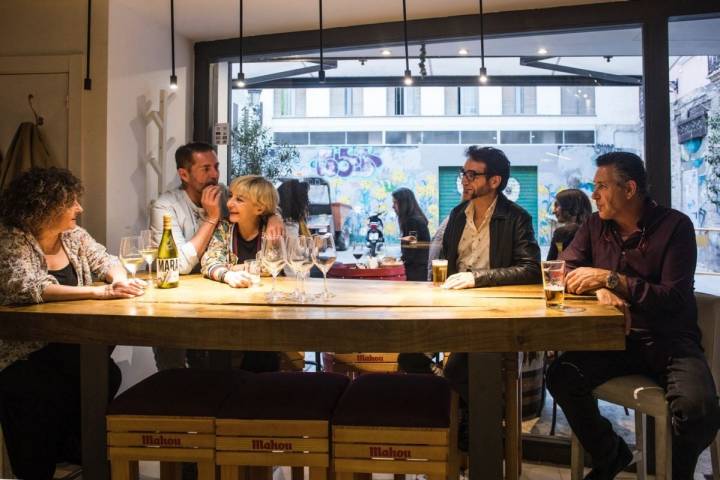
[287, 236, 313, 302]
[139, 229, 158, 285]
[119, 236, 143, 279]
[312, 233, 337, 300]
[260, 234, 287, 302]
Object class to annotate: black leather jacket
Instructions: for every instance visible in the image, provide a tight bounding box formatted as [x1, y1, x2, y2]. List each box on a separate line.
[441, 193, 541, 287]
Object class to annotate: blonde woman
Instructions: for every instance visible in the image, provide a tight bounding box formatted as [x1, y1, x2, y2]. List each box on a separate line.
[200, 175, 281, 372]
[202, 175, 279, 288]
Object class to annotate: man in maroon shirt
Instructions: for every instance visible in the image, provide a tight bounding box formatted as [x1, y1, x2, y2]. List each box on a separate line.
[546, 152, 719, 480]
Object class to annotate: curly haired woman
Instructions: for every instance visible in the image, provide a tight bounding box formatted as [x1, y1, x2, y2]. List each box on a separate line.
[0, 167, 145, 479]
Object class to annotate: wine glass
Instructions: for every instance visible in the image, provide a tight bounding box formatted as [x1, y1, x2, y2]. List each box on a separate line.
[351, 242, 364, 266]
[287, 236, 313, 302]
[119, 236, 143, 279]
[312, 233, 337, 300]
[260, 234, 287, 302]
[139, 230, 158, 286]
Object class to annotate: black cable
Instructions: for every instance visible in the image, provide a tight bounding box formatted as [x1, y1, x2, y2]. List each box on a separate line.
[402, 0, 410, 74]
[319, 0, 325, 81]
[84, 0, 92, 90]
[479, 0, 485, 69]
[239, 0, 243, 74]
[170, 0, 177, 87]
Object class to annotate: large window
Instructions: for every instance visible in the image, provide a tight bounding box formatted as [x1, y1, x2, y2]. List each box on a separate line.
[330, 88, 363, 116]
[387, 87, 421, 116]
[502, 87, 537, 115]
[444, 87, 479, 115]
[561, 87, 596, 115]
[273, 89, 306, 117]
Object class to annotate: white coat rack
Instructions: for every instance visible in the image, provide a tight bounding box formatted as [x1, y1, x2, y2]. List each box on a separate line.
[145, 89, 175, 200]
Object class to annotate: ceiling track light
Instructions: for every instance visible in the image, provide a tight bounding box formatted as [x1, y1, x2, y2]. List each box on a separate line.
[401, 0, 412, 86]
[318, 0, 325, 83]
[169, 0, 177, 90]
[234, 0, 246, 88]
[478, 0, 488, 84]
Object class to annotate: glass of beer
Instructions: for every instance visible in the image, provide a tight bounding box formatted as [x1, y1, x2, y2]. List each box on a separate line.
[432, 259, 448, 286]
[541, 260, 565, 308]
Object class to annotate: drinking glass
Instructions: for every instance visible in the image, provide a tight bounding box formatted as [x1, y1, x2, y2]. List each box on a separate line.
[119, 236, 143, 279]
[312, 233, 337, 300]
[431, 259, 448, 286]
[287, 236, 313, 302]
[351, 242, 364, 265]
[541, 260, 565, 308]
[260, 234, 287, 302]
[139, 229, 158, 285]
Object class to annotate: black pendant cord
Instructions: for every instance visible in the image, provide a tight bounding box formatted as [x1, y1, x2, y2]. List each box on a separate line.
[479, 0, 485, 70]
[319, 0, 325, 81]
[84, 0, 92, 90]
[402, 0, 410, 74]
[239, 0, 243, 76]
[169, 0, 177, 88]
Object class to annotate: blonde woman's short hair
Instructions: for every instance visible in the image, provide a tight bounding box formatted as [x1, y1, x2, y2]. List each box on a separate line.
[229, 175, 279, 216]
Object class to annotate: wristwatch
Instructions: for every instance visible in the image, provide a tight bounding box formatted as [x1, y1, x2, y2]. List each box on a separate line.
[606, 271, 619, 290]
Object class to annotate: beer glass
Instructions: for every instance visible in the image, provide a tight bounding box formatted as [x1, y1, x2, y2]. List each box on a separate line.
[431, 259, 448, 286]
[541, 260, 565, 308]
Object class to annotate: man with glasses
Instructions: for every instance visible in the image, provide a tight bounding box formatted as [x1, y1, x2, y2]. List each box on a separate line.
[547, 152, 720, 479]
[439, 146, 541, 449]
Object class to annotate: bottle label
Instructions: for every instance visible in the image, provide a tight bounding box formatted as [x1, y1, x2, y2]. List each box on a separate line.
[156, 258, 180, 286]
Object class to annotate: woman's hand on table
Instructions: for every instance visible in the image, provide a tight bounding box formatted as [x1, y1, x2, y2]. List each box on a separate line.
[443, 272, 474, 290]
[596, 288, 631, 335]
[224, 270, 255, 288]
[97, 279, 146, 299]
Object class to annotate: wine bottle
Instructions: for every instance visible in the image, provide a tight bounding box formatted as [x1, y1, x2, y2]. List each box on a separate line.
[156, 214, 180, 288]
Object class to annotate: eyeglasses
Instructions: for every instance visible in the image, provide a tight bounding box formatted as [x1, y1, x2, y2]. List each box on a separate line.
[458, 168, 491, 182]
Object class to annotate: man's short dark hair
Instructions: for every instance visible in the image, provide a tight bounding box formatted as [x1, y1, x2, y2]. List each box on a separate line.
[465, 145, 511, 191]
[175, 142, 216, 170]
[595, 151, 647, 195]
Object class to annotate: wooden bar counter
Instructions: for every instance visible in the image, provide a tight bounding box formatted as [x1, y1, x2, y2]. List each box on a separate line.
[0, 275, 624, 480]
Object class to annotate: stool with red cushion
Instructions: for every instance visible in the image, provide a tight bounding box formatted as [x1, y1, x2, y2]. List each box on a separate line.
[216, 371, 350, 480]
[331, 373, 459, 480]
[107, 368, 251, 480]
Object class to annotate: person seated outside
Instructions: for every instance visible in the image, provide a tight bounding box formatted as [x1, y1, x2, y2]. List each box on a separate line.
[547, 152, 720, 480]
[392, 187, 431, 282]
[547, 188, 592, 260]
[0, 167, 145, 479]
[201, 174, 280, 372]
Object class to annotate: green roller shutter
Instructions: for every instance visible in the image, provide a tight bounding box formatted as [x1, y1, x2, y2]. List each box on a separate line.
[438, 166, 538, 234]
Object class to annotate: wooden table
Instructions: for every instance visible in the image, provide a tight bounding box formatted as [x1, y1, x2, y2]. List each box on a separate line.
[0, 275, 624, 480]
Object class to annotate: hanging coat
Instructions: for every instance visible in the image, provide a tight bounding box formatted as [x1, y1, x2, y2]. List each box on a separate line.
[1, 122, 52, 190]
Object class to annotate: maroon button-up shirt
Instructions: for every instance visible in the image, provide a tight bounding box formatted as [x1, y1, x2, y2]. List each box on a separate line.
[560, 199, 700, 342]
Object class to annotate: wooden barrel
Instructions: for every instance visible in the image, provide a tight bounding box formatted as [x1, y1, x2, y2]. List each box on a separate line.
[327, 263, 406, 281]
[521, 353, 546, 420]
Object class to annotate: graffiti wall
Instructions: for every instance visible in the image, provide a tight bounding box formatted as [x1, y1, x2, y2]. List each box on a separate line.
[294, 146, 439, 243]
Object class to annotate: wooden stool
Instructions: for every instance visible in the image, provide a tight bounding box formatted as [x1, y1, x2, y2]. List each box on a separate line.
[332, 373, 459, 480]
[216, 372, 350, 480]
[107, 369, 250, 480]
[322, 353, 399, 378]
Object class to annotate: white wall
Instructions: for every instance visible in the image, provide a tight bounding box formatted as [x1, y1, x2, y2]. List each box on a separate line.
[537, 87, 561, 115]
[106, 0, 194, 252]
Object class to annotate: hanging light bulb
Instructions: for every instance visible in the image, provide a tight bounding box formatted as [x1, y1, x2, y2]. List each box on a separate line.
[169, 0, 178, 90]
[318, 0, 325, 83]
[477, 0, 488, 84]
[234, 0, 246, 88]
[401, 0, 412, 86]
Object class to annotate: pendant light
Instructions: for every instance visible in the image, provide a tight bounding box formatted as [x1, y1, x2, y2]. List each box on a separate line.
[478, 0, 488, 84]
[402, 0, 412, 86]
[169, 0, 178, 90]
[318, 0, 325, 82]
[234, 0, 246, 88]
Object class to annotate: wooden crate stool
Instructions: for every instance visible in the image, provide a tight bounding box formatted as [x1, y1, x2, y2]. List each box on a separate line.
[332, 373, 459, 480]
[322, 353, 399, 378]
[216, 372, 350, 480]
[107, 369, 251, 480]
